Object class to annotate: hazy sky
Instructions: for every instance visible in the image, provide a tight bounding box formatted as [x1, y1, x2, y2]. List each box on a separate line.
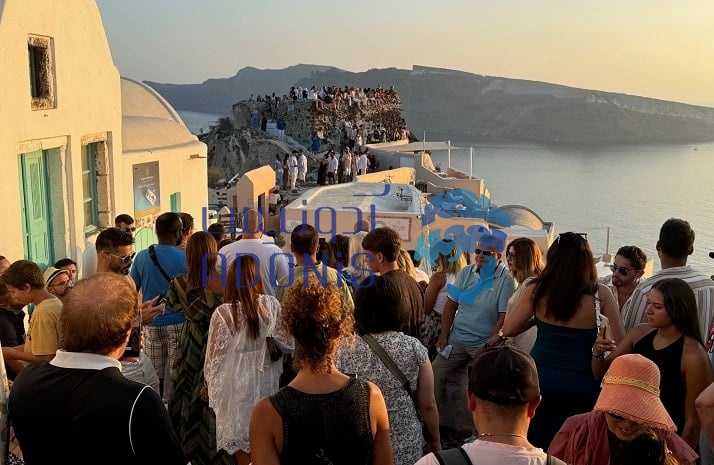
[96, 0, 714, 107]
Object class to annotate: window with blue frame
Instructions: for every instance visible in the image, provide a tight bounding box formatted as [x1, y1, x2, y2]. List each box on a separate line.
[82, 143, 100, 234]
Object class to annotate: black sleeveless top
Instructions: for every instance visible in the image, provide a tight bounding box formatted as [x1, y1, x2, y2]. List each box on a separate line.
[269, 377, 373, 465]
[632, 330, 686, 433]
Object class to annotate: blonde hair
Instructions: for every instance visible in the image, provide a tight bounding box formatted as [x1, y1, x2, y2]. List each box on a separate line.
[435, 247, 467, 276]
[397, 249, 416, 279]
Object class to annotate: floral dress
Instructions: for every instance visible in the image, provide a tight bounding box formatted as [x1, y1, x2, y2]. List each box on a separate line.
[166, 276, 234, 465]
[204, 295, 290, 454]
[336, 331, 428, 465]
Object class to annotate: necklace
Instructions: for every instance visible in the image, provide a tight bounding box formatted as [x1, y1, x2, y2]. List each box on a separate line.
[478, 433, 528, 440]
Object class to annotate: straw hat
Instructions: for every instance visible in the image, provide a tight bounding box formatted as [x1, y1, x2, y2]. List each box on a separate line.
[43, 267, 68, 288]
[594, 354, 676, 431]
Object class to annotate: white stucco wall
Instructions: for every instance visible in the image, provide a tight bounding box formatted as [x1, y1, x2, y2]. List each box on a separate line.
[0, 0, 122, 265]
[0, 0, 208, 267]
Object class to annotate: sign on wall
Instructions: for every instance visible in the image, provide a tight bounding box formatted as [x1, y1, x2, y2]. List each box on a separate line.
[133, 161, 161, 228]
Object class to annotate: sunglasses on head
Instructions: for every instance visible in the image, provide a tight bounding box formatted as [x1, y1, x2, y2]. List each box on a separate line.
[609, 264, 636, 276]
[474, 249, 495, 257]
[557, 232, 588, 243]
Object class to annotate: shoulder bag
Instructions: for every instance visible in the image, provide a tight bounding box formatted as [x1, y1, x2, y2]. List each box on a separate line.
[360, 334, 433, 442]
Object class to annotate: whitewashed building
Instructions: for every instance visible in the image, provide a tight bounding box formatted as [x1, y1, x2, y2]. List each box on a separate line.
[0, 0, 207, 269]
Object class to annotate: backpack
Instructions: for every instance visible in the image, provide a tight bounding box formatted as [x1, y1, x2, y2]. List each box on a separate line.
[433, 446, 569, 465]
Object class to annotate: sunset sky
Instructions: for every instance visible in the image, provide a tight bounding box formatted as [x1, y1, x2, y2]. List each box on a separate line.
[96, 0, 714, 107]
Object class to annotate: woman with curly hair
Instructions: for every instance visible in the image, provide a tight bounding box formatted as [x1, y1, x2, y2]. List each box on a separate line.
[204, 255, 290, 465]
[249, 277, 393, 465]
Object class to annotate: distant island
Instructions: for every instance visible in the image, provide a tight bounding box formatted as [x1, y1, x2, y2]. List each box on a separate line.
[146, 64, 714, 144]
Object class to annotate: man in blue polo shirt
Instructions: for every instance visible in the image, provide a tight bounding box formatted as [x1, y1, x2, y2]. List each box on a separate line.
[432, 228, 516, 446]
[131, 212, 186, 402]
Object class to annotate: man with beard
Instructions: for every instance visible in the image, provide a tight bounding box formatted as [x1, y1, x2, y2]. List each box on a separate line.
[599, 245, 647, 312]
[96, 227, 136, 276]
[95, 227, 161, 391]
[95, 227, 163, 325]
[44, 267, 73, 301]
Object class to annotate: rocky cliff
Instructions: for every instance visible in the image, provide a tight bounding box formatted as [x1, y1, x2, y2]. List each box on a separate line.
[147, 64, 714, 145]
[202, 95, 402, 180]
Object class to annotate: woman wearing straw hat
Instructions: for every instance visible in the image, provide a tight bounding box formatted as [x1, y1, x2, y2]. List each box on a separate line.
[592, 278, 713, 448]
[549, 354, 698, 465]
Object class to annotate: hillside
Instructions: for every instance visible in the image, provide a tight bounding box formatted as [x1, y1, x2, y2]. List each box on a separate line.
[146, 64, 714, 144]
[144, 63, 332, 114]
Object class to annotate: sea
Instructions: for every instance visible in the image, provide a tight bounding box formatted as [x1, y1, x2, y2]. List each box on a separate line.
[178, 110, 714, 273]
[178, 110, 224, 135]
[429, 142, 714, 273]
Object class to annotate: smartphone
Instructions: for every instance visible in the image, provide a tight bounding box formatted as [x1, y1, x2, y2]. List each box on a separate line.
[123, 310, 142, 358]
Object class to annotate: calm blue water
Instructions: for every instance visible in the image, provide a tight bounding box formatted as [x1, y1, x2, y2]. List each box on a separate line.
[429, 142, 714, 272]
[178, 110, 223, 134]
[178, 109, 714, 272]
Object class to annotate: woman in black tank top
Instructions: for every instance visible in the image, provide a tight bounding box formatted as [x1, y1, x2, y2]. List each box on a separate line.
[248, 276, 394, 465]
[593, 278, 713, 449]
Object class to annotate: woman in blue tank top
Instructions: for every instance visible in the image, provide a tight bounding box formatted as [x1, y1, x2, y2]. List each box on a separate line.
[502, 232, 626, 449]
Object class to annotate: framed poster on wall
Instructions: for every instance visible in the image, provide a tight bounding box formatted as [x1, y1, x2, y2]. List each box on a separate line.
[133, 161, 161, 229]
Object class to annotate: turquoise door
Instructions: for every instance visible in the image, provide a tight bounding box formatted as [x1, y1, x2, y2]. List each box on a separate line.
[19, 150, 53, 268]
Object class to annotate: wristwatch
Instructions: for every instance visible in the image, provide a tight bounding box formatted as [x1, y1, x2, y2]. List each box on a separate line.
[498, 328, 506, 340]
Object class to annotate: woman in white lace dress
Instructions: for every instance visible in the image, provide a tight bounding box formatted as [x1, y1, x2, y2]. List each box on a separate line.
[204, 255, 289, 465]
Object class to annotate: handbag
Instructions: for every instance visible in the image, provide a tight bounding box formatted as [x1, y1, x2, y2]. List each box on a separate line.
[360, 334, 434, 443]
[266, 336, 283, 362]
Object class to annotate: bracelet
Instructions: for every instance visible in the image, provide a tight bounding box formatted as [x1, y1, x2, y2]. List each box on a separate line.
[591, 346, 605, 360]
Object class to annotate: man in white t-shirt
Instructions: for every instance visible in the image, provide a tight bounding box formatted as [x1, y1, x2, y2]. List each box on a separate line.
[298, 151, 308, 187]
[327, 152, 338, 185]
[288, 151, 299, 191]
[341, 149, 352, 183]
[416, 346, 552, 465]
[219, 209, 290, 297]
[358, 151, 368, 176]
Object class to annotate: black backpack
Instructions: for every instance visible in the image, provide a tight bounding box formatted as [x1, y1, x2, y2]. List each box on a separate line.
[433, 446, 568, 465]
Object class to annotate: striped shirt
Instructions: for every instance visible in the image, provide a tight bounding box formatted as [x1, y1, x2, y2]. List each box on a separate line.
[621, 265, 714, 340]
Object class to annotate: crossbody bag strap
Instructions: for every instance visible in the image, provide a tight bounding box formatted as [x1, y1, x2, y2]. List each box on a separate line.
[171, 275, 189, 314]
[361, 334, 412, 396]
[434, 447, 473, 465]
[148, 245, 173, 283]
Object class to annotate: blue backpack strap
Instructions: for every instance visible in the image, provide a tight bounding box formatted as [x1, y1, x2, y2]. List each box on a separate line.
[433, 447, 473, 465]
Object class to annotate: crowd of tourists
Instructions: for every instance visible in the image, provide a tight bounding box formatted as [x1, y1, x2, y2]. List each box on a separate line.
[2, 211, 714, 465]
[251, 85, 401, 109]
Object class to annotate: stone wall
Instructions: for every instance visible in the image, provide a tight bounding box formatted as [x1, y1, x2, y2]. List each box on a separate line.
[232, 98, 404, 149]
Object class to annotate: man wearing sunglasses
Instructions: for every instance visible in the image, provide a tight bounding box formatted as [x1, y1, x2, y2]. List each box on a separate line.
[432, 228, 516, 446]
[599, 245, 646, 312]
